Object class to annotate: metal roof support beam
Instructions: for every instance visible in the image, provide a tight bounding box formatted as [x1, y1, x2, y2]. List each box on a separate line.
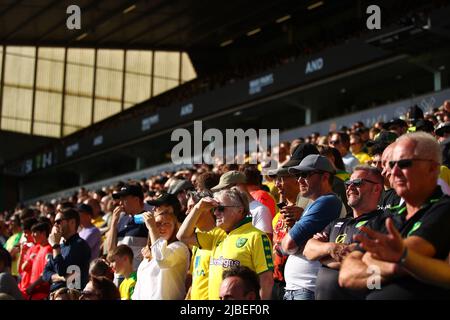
[96, 0, 173, 44]
[1, 0, 61, 42]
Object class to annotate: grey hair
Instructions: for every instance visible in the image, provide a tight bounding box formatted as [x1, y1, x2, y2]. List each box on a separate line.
[353, 165, 384, 185]
[214, 187, 250, 216]
[396, 131, 442, 165]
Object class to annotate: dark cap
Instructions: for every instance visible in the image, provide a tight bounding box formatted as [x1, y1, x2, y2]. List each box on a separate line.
[168, 179, 195, 195]
[288, 154, 335, 175]
[146, 192, 180, 208]
[382, 118, 408, 130]
[77, 203, 93, 216]
[283, 143, 319, 168]
[112, 184, 144, 200]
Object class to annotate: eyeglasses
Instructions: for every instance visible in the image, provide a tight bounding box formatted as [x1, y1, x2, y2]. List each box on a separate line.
[388, 158, 434, 170]
[297, 171, 323, 180]
[212, 205, 242, 213]
[345, 178, 379, 187]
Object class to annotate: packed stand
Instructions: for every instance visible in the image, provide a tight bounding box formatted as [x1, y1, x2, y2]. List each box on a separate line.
[1, 102, 450, 300]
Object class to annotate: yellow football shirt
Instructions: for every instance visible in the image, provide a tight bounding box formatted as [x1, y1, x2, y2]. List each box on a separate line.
[196, 217, 274, 300]
[119, 272, 137, 300]
[190, 228, 226, 300]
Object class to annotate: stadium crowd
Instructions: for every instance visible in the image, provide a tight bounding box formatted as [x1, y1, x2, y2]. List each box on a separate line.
[0, 102, 449, 300]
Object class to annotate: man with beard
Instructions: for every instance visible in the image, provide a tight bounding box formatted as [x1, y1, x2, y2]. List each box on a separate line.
[281, 155, 344, 300]
[303, 166, 383, 299]
[339, 132, 450, 299]
[43, 209, 91, 292]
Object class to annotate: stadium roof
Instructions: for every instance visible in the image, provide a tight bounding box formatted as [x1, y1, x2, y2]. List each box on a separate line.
[0, 0, 318, 50]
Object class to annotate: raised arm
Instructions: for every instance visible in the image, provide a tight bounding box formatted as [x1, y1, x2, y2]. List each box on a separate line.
[177, 198, 217, 247]
[104, 206, 123, 255]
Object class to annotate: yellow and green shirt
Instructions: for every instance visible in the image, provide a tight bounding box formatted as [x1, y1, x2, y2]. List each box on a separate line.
[196, 217, 274, 300]
[190, 228, 226, 300]
[119, 272, 137, 300]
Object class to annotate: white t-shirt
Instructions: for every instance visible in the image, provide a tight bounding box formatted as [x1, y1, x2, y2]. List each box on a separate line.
[132, 238, 190, 300]
[249, 200, 273, 234]
[284, 253, 321, 292]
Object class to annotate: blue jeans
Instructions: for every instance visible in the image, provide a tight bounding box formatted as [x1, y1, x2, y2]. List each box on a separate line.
[283, 288, 315, 300]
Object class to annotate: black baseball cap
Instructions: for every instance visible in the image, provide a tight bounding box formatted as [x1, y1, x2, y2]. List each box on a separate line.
[146, 193, 183, 222]
[168, 179, 195, 195]
[146, 192, 180, 208]
[283, 143, 319, 168]
[112, 184, 144, 200]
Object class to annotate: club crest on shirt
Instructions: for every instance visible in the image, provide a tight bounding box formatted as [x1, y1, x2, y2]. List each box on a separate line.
[236, 237, 248, 248]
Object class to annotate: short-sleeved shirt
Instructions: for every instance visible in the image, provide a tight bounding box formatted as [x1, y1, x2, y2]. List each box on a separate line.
[119, 272, 137, 300]
[364, 187, 450, 299]
[250, 190, 277, 218]
[28, 244, 52, 300]
[315, 210, 382, 300]
[284, 194, 342, 292]
[18, 244, 40, 296]
[196, 217, 274, 300]
[117, 213, 148, 270]
[249, 201, 273, 234]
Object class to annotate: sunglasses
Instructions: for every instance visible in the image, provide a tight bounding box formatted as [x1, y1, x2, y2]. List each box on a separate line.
[297, 171, 323, 179]
[388, 158, 434, 169]
[211, 205, 242, 213]
[345, 178, 379, 187]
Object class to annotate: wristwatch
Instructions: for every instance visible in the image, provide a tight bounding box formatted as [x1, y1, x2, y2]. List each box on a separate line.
[52, 244, 61, 250]
[397, 247, 408, 265]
